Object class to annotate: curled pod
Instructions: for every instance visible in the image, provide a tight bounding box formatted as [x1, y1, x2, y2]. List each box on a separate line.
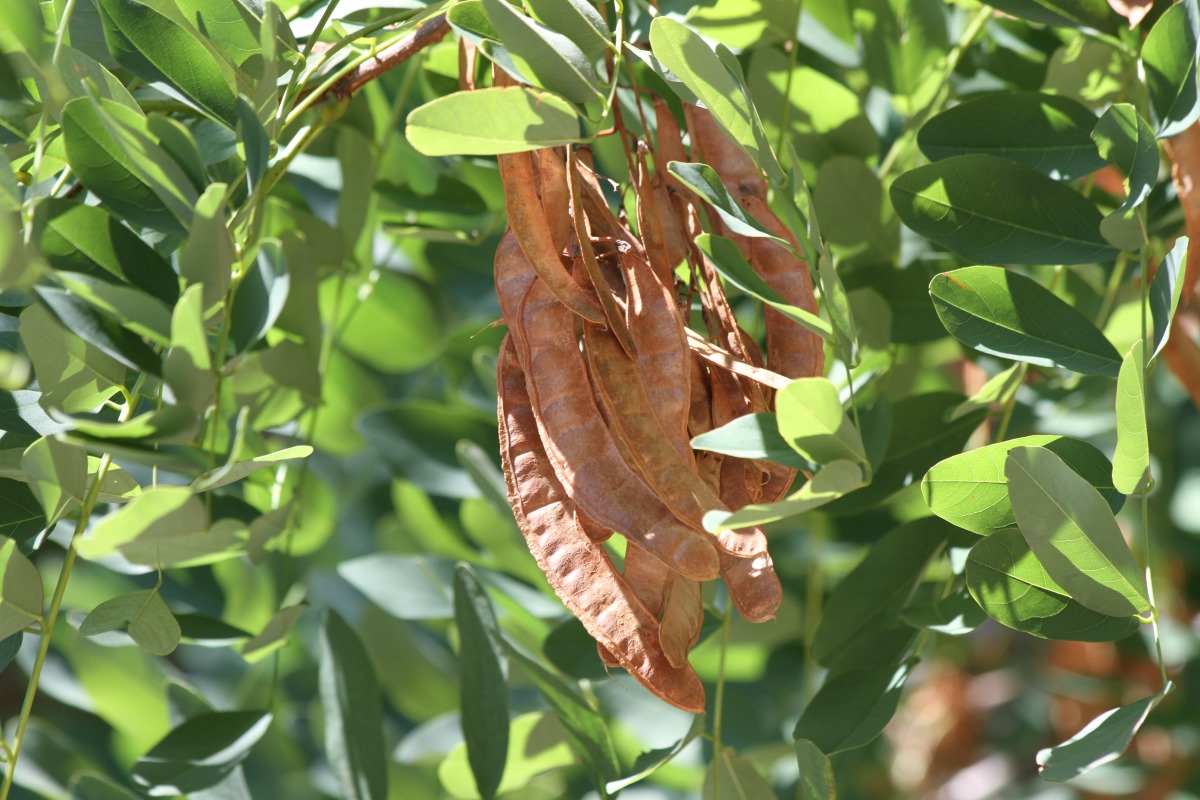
[499, 338, 706, 711]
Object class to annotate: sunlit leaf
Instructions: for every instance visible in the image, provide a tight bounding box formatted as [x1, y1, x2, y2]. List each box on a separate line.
[1113, 341, 1151, 494]
[406, 87, 583, 156]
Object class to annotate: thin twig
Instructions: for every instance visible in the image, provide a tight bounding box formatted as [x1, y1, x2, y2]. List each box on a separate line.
[684, 329, 791, 390]
[316, 13, 450, 103]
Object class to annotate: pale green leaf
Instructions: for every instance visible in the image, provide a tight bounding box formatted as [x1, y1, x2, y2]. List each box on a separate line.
[406, 87, 583, 156]
[1113, 341, 1150, 494]
[776, 377, 867, 466]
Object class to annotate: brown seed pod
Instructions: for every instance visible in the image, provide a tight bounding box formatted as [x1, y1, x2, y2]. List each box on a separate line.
[498, 338, 706, 711]
[683, 104, 765, 203]
[532, 147, 573, 256]
[720, 549, 783, 623]
[517, 278, 722, 580]
[582, 321, 769, 558]
[498, 149, 606, 325]
[659, 574, 704, 668]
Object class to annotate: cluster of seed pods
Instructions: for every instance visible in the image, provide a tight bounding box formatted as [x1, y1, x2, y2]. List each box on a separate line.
[495, 101, 824, 711]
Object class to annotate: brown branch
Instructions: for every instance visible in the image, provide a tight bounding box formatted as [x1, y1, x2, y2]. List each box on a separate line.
[684, 329, 791, 391]
[316, 12, 450, 103]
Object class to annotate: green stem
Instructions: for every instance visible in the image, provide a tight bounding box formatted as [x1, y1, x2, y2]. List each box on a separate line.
[1096, 251, 1130, 331]
[710, 598, 734, 800]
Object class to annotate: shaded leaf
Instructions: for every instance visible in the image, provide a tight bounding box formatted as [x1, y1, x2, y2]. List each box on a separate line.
[668, 161, 788, 244]
[890, 155, 1116, 265]
[1142, 0, 1200, 138]
[80, 589, 180, 656]
[702, 747, 775, 800]
[1150, 236, 1187, 361]
[690, 413, 810, 468]
[482, 0, 603, 104]
[795, 739, 836, 800]
[967, 529, 1140, 641]
[1037, 684, 1172, 781]
[132, 711, 272, 795]
[454, 564, 509, 800]
[606, 716, 705, 793]
[0, 536, 42, 639]
[20, 302, 125, 414]
[793, 660, 915, 755]
[1092, 103, 1158, 212]
[319, 610, 388, 800]
[1007, 447, 1148, 617]
[240, 604, 307, 663]
[918, 92, 1103, 179]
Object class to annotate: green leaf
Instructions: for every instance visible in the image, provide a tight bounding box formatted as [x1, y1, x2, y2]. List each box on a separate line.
[702, 747, 776, 800]
[175, 613, 250, 645]
[0, 632, 22, 674]
[668, 162, 788, 245]
[1113, 341, 1151, 495]
[690, 413, 810, 468]
[1142, 0, 1200, 138]
[523, 0, 612, 58]
[795, 739, 836, 800]
[696, 233, 831, 338]
[704, 459, 864, 531]
[164, 284, 215, 416]
[482, 0, 603, 104]
[923, 435, 1123, 535]
[900, 584, 988, 636]
[190, 446, 313, 493]
[437, 713, 577, 799]
[240, 604, 307, 663]
[649, 17, 782, 182]
[0, 536, 42, 639]
[37, 286, 162, 375]
[132, 711, 272, 795]
[1091, 104, 1158, 213]
[918, 92, 1103, 180]
[61, 98, 198, 235]
[78, 486, 245, 567]
[813, 156, 898, 268]
[171, 0, 264, 71]
[453, 564, 509, 800]
[20, 304, 125, 414]
[70, 773, 146, 800]
[824, 393, 987, 515]
[80, 589, 181, 656]
[504, 641, 621, 792]
[949, 361, 1027, 421]
[34, 199, 178, 305]
[407, 87, 583, 157]
[1150, 236, 1188, 361]
[929, 266, 1122, 376]
[178, 183, 235, 315]
[230, 239, 289, 353]
[56, 272, 173, 347]
[0, 479, 46, 550]
[854, 0, 948, 101]
[890, 155, 1117, 265]
[1007, 446, 1149, 618]
[776, 377, 867, 466]
[967, 530, 1141, 641]
[319, 610, 388, 800]
[95, 0, 239, 125]
[22, 435, 88, 524]
[812, 517, 950, 669]
[606, 716, 705, 793]
[984, 0, 1118, 31]
[793, 660, 915, 755]
[1037, 684, 1172, 781]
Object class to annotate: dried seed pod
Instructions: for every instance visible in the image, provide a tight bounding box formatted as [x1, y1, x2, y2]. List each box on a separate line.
[635, 151, 678, 287]
[499, 338, 706, 711]
[659, 574, 704, 668]
[683, 104, 765, 202]
[498, 149, 606, 325]
[720, 549, 782, 623]
[518, 279, 722, 580]
[532, 147, 573, 256]
[582, 321, 769, 558]
[741, 195, 825, 379]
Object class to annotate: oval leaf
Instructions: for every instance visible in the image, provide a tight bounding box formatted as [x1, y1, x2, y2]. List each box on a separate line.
[1113, 340, 1151, 494]
[923, 434, 1123, 535]
[890, 154, 1117, 265]
[132, 711, 272, 795]
[319, 610, 388, 800]
[1007, 446, 1149, 618]
[776, 377, 867, 466]
[405, 87, 583, 156]
[1037, 685, 1172, 782]
[690, 413, 810, 468]
[1092, 103, 1158, 212]
[1142, 0, 1200, 138]
[453, 564, 509, 800]
[0, 536, 41, 639]
[793, 660, 915, 755]
[918, 92, 1103, 180]
[930, 266, 1122, 376]
[966, 528, 1140, 641]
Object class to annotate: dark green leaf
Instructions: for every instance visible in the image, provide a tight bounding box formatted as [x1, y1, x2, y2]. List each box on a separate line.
[813, 517, 951, 669]
[0, 478, 47, 550]
[132, 711, 272, 794]
[824, 393, 986, 514]
[319, 610, 388, 800]
[793, 660, 915, 755]
[175, 613, 250, 645]
[1037, 684, 1172, 781]
[0, 631, 21, 673]
[70, 773, 145, 800]
[504, 641, 622, 792]
[80, 589, 180, 656]
[1008, 447, 1149, 617]
[1151, 236, 1187, 361]
[702, 747, 776, 800]
[1142, 0, 1200, 138]
[923, 434, 1123, 535]
[230, 239, 289, 353]
[36, 287, 162, 375]
[690, 413, 811, 468]
[890, 155, 1117, 265]
[668, 162, 787, 244]
[1092, 104, 1158, 212]
[967, 529, 1141, 641]
[96, 0, 239, 125]
[454, 564, 509, 800]
[0, 535, 42, 639]
[918, 92, 1103, 179]
[984, 0, 1118, 31]
[606, 716, 704, 793]
[900, 584, 988, 635]
[929, 266, 1122, 376]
